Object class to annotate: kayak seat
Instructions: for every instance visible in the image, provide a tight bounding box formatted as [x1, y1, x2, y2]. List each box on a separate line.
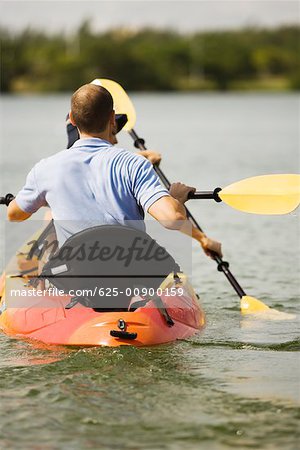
[40, 225, 180, 311]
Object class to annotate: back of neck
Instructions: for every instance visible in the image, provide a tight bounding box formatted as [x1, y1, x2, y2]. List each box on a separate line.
[79, 131, 112, 144]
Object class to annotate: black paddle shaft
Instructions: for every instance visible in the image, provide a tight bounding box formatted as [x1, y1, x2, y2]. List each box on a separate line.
[188, 188, 222, 202]
[0, 194, 15, 206]
[129, 128, 246, 299]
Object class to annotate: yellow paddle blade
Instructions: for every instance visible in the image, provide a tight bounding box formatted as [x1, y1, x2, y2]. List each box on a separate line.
[91, 78, 136, 131]
[241, 295, 296, 320]
[219, 174, 300, 215]
[240, 295, 270, 314]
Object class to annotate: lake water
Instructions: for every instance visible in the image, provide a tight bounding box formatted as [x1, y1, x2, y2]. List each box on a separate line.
[0, 93, 299, 449]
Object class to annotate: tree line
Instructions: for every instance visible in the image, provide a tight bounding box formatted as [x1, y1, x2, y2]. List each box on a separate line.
[1, 23, 299, 92]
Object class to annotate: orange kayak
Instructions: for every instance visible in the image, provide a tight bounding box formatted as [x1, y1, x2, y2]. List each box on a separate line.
[0, 228, 205, 347]
[0, 275, 205, 347]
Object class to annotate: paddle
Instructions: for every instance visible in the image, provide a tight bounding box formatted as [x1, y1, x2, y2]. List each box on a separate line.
[2, 174, 299, 215]
[187, 174, 300, 215]
[96, 78, 288, 314]
[3, 173, 299, 216]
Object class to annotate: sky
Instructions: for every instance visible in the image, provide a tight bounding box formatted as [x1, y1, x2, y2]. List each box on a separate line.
[0, 0, 299, 34]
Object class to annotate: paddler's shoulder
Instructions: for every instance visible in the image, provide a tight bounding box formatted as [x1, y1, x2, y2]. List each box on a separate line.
[28, 148, 76, 176]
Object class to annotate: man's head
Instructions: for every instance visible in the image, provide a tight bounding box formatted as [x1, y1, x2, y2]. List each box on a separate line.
[70, 84, 114, 136]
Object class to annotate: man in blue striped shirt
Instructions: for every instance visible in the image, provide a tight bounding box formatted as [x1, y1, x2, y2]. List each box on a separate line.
[8, 83, 222, 258]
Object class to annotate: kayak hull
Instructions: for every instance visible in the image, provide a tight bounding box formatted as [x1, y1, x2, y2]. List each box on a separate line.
[0, 275, 205, 347]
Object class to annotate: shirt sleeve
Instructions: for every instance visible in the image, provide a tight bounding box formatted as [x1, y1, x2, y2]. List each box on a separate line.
[15, 165, 47, 213]
[130, 156, 170, 212]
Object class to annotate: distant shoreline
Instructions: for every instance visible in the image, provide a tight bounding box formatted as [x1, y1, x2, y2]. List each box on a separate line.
[1, 24, 299, 93]
[8, 77, 295, 94]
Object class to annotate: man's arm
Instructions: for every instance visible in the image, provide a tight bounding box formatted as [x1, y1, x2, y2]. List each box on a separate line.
[137, 150, 161, 165]
[149, 183, 222, 258]
[148, 196, 186, 229]
[7, 200, 32, 221]
[8, 165, 47, 222]
[129, 155, 222, 258]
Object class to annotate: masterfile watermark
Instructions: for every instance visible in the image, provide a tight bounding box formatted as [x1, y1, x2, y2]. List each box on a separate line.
[27, 235, 170, 267]
[9, 286, 185, 299]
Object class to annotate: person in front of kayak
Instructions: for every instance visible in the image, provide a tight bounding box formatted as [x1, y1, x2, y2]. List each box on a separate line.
[7, 83, 222, 258]
[66, 111, 162, 165]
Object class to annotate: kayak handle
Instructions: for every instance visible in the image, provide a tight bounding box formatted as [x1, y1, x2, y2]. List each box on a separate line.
[110, 330, 138, 340]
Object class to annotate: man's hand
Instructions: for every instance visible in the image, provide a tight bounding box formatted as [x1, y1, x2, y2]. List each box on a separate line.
[199, 235, 223, 259]
[191, 228, 222, 259]
[169, 182, 196, 204]
[138, 150, 161, 165]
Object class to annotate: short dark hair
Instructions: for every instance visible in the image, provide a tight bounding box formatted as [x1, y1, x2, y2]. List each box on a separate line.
[71, 84, 113, 133]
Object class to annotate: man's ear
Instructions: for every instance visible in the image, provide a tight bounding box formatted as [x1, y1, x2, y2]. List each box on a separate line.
[69, 111, 76, 126]
[110, 110, 116, 126]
